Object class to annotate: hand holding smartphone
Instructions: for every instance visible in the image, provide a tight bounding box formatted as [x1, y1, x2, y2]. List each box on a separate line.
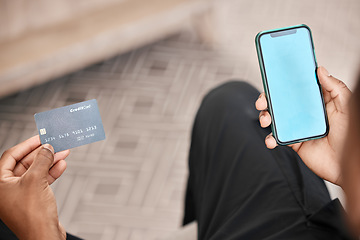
[255, 24, 328, 145]
[254, 24, 353, 186]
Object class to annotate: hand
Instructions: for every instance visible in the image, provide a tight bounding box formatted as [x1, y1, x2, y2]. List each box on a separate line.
[0, 136, 69, 240]
[255, 66, 352, 186]
[11, 136, 70, 184]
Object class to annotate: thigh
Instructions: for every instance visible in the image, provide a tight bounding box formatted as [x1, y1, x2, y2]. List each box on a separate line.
[184, 81, 331, 239]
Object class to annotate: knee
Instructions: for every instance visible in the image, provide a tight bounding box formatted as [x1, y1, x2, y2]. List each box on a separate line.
[209, 80, 255, 94]
[202, 80, 259, 110]
[196, 81, 260, 123]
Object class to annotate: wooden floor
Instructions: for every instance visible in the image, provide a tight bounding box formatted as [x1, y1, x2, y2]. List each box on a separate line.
[0, 0, 359, 239]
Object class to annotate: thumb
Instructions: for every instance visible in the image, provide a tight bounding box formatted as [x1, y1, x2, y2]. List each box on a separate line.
[318, 66, 351, 113]
[27, 144, 55, 180]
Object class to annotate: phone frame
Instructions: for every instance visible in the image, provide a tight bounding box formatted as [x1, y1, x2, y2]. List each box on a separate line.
[255, 24, 329, 145]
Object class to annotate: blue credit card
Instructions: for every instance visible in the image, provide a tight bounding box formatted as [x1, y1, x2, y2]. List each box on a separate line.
[34, 99, 106, 152]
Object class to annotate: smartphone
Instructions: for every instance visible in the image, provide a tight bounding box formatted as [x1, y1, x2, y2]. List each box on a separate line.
[255, 24, 328, 145]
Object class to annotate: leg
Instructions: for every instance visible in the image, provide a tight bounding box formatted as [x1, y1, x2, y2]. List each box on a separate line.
[183, 81, 346, 239]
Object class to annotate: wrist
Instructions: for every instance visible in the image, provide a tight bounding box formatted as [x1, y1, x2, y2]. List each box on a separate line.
[19, 217, 65, 240]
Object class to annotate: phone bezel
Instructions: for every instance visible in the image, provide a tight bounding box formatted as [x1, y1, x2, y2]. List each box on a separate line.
[255, 24, 329, 145]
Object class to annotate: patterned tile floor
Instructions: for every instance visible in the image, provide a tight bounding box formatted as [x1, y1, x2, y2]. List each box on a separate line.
[0, 0, 359, 239]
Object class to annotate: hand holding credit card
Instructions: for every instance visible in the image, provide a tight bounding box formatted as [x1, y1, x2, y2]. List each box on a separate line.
[34, 99, 106, 152]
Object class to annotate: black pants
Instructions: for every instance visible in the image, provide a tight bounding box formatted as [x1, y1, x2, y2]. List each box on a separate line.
[0, 81, 354, 240]
[183, 81, 354, 240]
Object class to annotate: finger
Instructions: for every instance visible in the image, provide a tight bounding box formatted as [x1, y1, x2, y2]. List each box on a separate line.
[1, 135, 40, 162]
[265, 133, 277, 149]
[47, 160, 67, 184]
[255, 92, 268, 111]
[26, 144, 55, 180]
[0, 135, 40, 175]
[322, 85, 331, 104]
[59, 222, 67, 239]
[289, 142, 302, 152]
[259, 110, 271, 128]
[13, 146, 41, 176]
[54, 150, 70, 162]
[317, 66, 352, 113]
[13, 149, 70, 177]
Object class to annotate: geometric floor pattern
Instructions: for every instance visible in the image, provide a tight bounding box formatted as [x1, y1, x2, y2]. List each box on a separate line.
[0, 31, 243, 240]
[0, 0, 359, 239]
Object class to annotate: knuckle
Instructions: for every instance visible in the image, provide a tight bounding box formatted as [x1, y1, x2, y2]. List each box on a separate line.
[333, 78, 347, 89]
[334, 79, 351, 96]
[336, 79, 346, 87]
[19, 160, 31, 170]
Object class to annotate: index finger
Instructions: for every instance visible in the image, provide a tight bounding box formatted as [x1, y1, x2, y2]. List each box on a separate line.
[0, 135, 41, 173]
[255, 92, 268, 111]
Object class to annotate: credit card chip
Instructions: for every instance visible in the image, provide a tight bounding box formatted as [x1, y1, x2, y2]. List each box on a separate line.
[40, 128, 46, 135]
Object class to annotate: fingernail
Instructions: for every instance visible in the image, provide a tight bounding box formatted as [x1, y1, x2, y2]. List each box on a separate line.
[320, 67, 331, 77]
[43, 144, 54, 154]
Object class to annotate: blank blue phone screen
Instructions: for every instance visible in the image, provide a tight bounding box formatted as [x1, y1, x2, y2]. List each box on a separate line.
[259, 27, 327, 143]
